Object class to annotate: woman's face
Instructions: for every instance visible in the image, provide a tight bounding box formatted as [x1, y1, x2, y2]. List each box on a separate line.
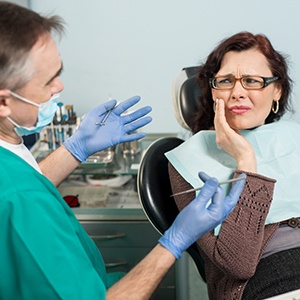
[211, 48, 282, 130]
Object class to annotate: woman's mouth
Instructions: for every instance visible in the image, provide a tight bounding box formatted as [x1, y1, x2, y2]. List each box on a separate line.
[229, 105, 250, 115]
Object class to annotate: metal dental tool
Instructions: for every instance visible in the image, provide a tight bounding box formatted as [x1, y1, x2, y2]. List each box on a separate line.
[170, 176, 246, 197]
[95, 102, 117, 126]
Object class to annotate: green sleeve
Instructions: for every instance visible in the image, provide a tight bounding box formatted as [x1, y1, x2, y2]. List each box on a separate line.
[0, 188, 107, 300]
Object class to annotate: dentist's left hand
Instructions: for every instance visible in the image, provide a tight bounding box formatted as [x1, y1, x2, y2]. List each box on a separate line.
[159, 172, 246, 259]
[64, 96, 152, 162]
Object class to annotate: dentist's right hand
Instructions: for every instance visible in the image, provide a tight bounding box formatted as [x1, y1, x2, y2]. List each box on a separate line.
[63, 96, 152, 162]
[159, 172, 246, 259]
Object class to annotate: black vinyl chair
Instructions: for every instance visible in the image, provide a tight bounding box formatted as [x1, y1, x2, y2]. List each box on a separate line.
[137, 137, 206, 282]
[172, 66, 201, 131]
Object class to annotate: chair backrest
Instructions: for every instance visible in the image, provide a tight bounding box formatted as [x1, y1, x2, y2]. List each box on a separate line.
[137, 137, 206, 281]
[172, 67, 201, 131]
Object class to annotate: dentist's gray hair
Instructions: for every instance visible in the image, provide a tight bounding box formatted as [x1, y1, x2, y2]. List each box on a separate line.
[0, 1, 65, 91]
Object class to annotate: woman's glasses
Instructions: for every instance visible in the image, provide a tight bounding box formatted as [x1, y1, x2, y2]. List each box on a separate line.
[209, 75, 279, 90]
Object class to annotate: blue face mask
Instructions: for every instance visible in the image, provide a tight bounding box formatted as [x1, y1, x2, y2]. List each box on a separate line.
[6, 91, 60, 136]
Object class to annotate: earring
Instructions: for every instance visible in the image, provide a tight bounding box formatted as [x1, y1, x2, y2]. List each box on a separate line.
[272, 100, 279, 114]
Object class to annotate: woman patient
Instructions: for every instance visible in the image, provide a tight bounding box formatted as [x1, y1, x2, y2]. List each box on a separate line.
[167, 32, 300, 300]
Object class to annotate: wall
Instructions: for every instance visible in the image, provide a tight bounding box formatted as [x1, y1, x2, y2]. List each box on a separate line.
[29, 0, 300, 134]
[4, 0, 28, 6]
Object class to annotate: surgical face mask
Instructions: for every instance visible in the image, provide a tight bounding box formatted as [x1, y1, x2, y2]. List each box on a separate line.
[6, 90, 60, 136]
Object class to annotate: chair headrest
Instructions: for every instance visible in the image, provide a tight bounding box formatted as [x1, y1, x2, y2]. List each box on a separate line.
[172, 67, 201, 131]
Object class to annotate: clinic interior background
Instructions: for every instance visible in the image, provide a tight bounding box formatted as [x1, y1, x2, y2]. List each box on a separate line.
[17, 1, 300, 134]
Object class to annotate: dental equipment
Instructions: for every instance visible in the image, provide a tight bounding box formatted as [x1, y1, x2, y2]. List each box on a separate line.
[170, 176, 246, 197]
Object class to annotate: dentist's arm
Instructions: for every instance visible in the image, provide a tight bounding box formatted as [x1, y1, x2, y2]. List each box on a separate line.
[106, 173, 246, 299]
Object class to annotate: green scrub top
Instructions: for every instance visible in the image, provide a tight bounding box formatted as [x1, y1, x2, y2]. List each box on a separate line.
[0, 146, 123, 299]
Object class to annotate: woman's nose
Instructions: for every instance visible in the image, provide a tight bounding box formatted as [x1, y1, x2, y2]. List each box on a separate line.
[230, 81, 247, 100]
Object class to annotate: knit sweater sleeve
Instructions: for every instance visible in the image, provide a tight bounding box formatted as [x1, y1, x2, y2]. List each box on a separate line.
[168, 163, 276, 280]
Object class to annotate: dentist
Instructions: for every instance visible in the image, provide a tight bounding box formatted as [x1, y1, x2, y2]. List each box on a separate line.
[0, 2, 246, 299]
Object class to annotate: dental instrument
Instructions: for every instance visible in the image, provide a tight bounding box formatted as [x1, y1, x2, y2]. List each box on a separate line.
[170, 176, 246, 197]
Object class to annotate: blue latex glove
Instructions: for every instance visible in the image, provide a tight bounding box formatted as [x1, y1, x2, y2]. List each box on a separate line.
[63, 96, 152, 162]
[159, 172, 246, 259]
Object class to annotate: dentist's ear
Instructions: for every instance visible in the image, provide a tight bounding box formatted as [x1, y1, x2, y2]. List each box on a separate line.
[0, 90, 12, 117]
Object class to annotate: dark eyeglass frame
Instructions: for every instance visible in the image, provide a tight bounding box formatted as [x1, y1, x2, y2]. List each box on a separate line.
[209, 75, 279, 90]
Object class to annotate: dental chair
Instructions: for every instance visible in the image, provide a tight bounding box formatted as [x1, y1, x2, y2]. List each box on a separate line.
[172, 66, 201, 131]
[137, 67, 206, 282]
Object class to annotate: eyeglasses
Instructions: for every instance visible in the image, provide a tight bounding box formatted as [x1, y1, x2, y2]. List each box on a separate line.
[209, 75, 279, 90]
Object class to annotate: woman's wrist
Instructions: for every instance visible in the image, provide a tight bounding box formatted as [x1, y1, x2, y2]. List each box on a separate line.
[237, 151, 257, 173]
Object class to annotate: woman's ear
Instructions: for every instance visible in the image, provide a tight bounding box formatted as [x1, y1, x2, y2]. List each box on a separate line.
[274, 84, 282, 102]
[0, 89, 12, 117]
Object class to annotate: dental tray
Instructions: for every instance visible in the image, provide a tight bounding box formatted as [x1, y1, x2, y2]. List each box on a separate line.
[84, 150, 114, 164]
[85, 174, 132, 187]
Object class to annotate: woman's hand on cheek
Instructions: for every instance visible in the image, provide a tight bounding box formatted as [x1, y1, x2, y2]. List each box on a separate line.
[214, 98, 257, 172]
